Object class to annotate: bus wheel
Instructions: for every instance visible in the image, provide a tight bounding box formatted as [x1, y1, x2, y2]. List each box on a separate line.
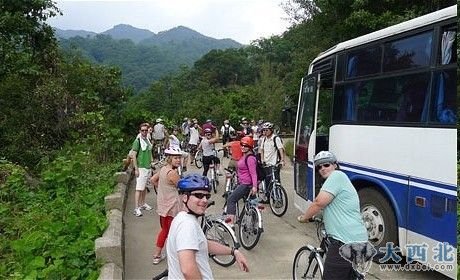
[358, 188, 398, 249]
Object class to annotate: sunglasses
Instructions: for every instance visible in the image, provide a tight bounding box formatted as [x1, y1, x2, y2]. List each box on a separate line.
[190, 193, 211, 200]
[317, 163, 332, 170]
[140, 129, 148, 132]
[240, 144, 251, 148]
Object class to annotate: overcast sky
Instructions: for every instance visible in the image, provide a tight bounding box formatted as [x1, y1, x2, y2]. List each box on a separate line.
[47, 0, 291, 44]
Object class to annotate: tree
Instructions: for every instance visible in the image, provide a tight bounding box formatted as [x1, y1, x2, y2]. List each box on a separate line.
[0, 0, 61, 77]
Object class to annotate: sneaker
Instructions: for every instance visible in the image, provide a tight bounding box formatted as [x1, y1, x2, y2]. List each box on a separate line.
[133, 207, 143, 217]
[152, 254, 165, 265]
[141, 203, 153, 211]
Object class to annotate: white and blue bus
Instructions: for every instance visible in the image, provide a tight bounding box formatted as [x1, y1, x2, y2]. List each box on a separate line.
[293, 5, 457, 278]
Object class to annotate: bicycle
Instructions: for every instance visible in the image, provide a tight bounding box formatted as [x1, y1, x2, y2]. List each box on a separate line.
[259, 163, 288, 217]
[224, 167, 238, 195]
[292, 217, 365, 280]
[194, 149, 203, 168]
[202, 200, 239, 267]
[223, 186, 264, 250]
[152, 268, 168, 280]
[153, 139, 166, 162]
[207, 149, 224, 194]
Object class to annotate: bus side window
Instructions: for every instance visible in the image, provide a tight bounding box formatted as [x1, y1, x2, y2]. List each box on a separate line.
[365, 79, 399, 122]
[384, 31, 433, 72]
[396, 73, 430, 122]
[430, 69, 457, 124]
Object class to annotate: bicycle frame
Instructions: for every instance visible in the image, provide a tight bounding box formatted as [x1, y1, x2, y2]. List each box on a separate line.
[260, 164, 281, 193]
[224, 168, 237, 193]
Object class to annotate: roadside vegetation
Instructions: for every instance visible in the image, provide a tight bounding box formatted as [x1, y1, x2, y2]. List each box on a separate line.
[0, 0, 457, 278]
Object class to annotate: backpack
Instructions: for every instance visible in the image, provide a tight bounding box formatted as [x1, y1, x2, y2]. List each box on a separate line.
[244, 153, 266, 183]
[262, 135, 283, 163]
[223, 125, 230, 137]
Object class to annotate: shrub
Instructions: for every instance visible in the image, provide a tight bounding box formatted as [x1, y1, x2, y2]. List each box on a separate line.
[0, 151, 117, 279]
[284, 139, 294, 161]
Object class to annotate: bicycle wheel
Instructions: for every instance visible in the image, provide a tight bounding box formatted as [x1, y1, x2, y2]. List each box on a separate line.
[204, 220, 237, 267]
[269, 184, 288, 217]
[238, 207, 262, 250]
[293, 246, 323, 280]
[211, 177, 217, 194]
[195, 150, 203, 168]
[152, 268, 168, 280]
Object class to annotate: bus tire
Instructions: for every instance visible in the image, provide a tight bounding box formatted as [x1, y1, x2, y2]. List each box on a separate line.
[358, 188, 398, 250]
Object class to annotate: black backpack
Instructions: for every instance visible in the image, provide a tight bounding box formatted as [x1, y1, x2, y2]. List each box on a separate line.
[223, 126, 230, 137]
[244, 153, 266, 183]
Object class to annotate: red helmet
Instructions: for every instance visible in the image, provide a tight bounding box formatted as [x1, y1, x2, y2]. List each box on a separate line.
[240, 136, 254, 149]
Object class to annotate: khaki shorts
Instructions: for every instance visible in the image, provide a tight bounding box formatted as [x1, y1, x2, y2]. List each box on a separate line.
[135, 168, 151, 191]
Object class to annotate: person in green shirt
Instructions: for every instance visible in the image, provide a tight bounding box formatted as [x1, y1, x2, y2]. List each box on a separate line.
[297, 151, 368, 279]
[132, 123, 154, 217]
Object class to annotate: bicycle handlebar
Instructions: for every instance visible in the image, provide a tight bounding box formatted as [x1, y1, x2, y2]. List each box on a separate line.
[207, 200, 216, 208]
[224, 167, 236, 173]
[309, 215, 322, 223]
[262, 162, 283, 168]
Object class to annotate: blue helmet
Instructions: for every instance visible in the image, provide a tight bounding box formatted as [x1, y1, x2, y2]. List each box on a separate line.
[177, 174, 210, 194]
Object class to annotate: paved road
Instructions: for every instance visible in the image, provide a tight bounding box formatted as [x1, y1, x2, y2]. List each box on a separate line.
[124, 149, 449, 280]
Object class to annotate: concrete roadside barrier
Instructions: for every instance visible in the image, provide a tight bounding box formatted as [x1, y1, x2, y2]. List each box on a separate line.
[95, 167, 133, 280]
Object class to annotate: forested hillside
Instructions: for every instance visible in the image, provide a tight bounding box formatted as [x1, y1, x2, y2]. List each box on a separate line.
[0, 0, 457, 279]
[57, 25, 242, 91]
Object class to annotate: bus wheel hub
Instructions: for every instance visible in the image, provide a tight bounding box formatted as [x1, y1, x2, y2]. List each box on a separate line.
[361, 205, 385, 244]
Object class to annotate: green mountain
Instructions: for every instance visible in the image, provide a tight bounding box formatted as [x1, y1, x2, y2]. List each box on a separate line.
[102, 24, 155, 44]
[53, 28, 96, 39]
[55, 24, 242, 91]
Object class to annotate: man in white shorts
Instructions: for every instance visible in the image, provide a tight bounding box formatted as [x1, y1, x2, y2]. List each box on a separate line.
[131, 123, 154, 217]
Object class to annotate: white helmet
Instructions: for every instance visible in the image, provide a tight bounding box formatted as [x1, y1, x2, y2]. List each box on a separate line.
[262, 122, 274, 130]
[314, 151, 337, 166]
[165, 147, 182, 156]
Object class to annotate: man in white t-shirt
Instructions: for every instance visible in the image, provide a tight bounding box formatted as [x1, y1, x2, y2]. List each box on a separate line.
[167, 174, 249, 279]
[260, 122, 286, 201]
[188, 120, 201, 164]
[152, 118, 169, 160]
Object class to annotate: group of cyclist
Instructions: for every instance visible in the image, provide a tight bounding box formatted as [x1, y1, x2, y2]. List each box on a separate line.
[128, 117, 371, 279]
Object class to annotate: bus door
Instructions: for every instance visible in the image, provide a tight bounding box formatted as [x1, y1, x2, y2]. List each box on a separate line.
[294, 74, 320, 202]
